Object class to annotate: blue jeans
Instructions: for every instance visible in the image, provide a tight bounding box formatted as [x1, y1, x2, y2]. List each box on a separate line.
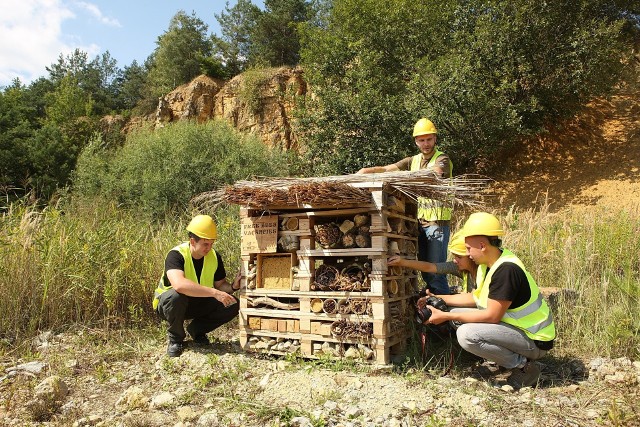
[418, 224, 450, 294]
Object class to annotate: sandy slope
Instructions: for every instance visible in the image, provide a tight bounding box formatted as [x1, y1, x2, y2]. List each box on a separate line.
[484, 75, 640, 214]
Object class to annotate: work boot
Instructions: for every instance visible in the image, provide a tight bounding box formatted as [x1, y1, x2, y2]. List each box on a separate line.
[471, 361, 509, 380]
[507, 361, 541, 389]
[167, 341, 185, 357]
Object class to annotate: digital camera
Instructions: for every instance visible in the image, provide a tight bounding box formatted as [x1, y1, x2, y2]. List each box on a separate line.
[415, 296, 449, 324]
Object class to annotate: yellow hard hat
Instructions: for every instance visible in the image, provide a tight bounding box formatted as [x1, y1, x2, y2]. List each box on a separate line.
[448, 230, 467, 256]
[413, 118, 438, 137]
[186, 215, 217, 239]
[461, 212, 505, 237]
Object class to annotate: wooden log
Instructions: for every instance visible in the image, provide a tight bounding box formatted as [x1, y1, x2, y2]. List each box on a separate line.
[341, 232, 356, 248]
[355, 233, 371, 248]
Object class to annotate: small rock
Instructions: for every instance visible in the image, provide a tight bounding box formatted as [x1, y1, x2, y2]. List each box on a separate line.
[586, 409, 599, 419]
[177, 406, 199, 421]
[254, 341, 268, 350]
[345, 406, 363, 418]
[501, 384, 515, 392]
[115, 386, 148, 410]
[150, 391, 175, 408]
[290, 416, 313, 427]
[7, 361, 47, 375]
[259, 373, 271, 388]
[72, 414, 102, 426]
[385, 418, 402, 427]
[471, 397, 481, 405]
[35, 375, 69, 401]
[344, 347, 360, 358]
[197, 410, 220, 426]
[324, 400, 339, 412]
[350, 378, 364, 389]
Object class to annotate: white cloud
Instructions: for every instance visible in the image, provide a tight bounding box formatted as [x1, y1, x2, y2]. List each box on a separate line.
[74, 1, 121, 27]
[0, 0, 117, 86]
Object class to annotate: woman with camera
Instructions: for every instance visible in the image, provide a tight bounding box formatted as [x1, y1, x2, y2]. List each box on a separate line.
[387, 229, 478, 295]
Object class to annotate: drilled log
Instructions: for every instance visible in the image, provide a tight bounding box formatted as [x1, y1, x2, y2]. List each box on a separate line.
[341, 232, 356, 248]
[355, 233, 371, 248]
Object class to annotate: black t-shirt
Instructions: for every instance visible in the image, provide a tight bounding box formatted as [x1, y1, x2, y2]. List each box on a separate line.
[163, 249, 226, 287]
[487, 262, 531, 309]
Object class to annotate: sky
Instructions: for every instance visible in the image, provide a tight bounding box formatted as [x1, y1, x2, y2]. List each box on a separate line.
[0, 0, 264, 86]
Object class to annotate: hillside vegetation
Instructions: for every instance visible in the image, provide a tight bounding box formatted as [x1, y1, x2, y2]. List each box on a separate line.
[1, 1, 640, 425]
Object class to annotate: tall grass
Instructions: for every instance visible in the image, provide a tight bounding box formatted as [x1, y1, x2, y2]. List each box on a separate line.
[1, 197, 638, 359]
[0, 197, 241, 343]
[503, 203, 640, 359]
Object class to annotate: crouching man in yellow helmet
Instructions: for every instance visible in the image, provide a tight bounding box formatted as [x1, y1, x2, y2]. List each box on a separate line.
[358, 118, 453, 295]
[153, 215, 241, 357]
[423, 212, 556, 389]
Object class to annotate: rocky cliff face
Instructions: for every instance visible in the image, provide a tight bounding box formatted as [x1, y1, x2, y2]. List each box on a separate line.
[154, 67, 307, 150]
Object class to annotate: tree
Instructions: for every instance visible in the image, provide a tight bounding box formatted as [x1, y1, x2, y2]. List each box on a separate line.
[298, 0, 638, 174]
[0, 80, 36, 194]
[46, 49, 122, 115]
[114, 60, 148, 112]
[145, 11, 213, 100]
[251, 0, 312, 67]
[212, 0, 261, 76]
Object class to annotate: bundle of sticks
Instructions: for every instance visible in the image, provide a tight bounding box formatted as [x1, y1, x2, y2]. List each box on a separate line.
[191, 170, 490, 210]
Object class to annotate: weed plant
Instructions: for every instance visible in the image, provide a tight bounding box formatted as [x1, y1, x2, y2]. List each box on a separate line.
[502, 203, 640, 359]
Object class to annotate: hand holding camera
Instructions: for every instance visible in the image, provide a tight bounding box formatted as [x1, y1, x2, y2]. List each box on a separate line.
[415, 296, 449, 324]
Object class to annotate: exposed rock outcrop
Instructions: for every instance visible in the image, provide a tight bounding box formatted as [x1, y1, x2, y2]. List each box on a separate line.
[155, 67, 307, 150]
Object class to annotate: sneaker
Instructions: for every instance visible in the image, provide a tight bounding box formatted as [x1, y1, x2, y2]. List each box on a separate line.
[167, 341, 184, 357]
[507, 361, 541, 388]
[191, 335, 210, 346]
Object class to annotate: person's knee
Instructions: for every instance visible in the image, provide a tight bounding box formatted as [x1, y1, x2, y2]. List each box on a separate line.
[159, 289, 188, 315]
[456, 324, 480, 351]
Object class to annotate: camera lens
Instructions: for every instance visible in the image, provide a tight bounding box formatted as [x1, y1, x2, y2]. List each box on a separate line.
[415, 306, 432, 324]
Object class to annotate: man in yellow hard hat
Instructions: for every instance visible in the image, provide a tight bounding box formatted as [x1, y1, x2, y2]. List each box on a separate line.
[153, 214, 241, 357]
[422, 212, 556, 388]
[358, 118, 454, 294]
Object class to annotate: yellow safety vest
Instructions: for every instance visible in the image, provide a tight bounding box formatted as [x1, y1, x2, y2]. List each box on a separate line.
[473, 249, 556, 342]
[410, 151, 453, 221]
[152, 242, 219, 309]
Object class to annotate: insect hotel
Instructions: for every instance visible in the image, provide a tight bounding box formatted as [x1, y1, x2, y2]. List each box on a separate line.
[206, 171, 486, 364]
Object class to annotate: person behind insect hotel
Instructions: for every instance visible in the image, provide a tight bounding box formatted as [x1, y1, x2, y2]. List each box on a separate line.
[388, 229, 478, 294]
[418, 212, 556, 388]
[358, 118, 453, 295]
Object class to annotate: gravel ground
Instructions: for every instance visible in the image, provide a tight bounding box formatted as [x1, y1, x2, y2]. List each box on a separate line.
[1, 328, 639, 426]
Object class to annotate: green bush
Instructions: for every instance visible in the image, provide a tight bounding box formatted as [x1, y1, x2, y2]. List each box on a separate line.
[73, 119, 289, 217]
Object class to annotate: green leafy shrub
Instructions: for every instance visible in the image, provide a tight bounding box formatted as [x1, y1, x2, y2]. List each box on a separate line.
[74, 119, 289, 217]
